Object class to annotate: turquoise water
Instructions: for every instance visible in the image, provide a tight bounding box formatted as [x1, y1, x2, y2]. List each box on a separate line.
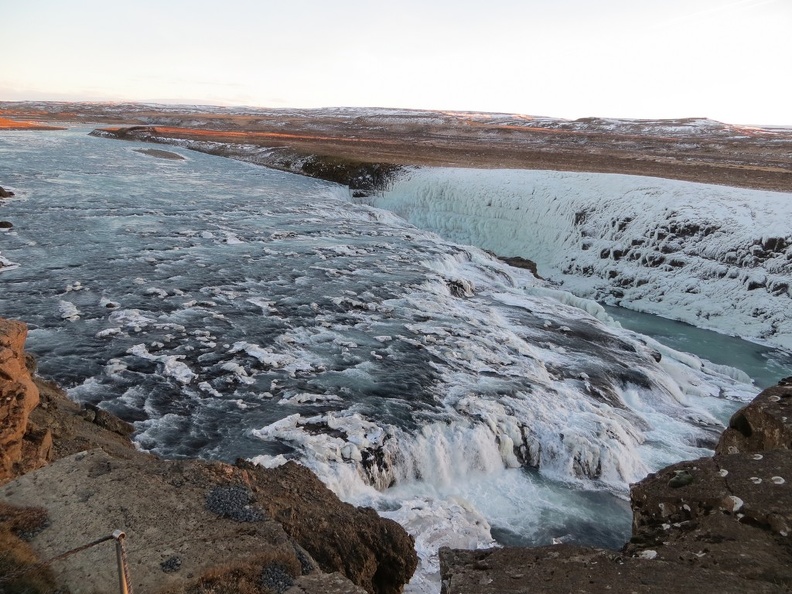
[604, 305, 791, 389]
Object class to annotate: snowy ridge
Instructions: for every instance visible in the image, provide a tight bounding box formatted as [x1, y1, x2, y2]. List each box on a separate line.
[369, 168, 792, 350]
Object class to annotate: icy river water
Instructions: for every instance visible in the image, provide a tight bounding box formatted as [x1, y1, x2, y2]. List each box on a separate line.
[1, 128, 789, 591]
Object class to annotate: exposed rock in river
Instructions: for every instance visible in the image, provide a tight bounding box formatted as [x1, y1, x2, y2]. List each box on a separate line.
[0, 317, 417, 594]
[0, 186, 14, 198]
[440, 379, 792, 593]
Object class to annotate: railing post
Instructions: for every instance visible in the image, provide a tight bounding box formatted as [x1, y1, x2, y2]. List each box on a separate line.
[112, 529, 133, 594]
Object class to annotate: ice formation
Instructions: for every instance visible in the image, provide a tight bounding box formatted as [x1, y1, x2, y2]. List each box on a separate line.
[369, 168, 792, 349]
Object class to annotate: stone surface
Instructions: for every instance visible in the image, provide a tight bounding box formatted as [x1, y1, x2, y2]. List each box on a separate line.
[0, 448, 416, 594]
[717, 383, 792, 454]
[626, 448, 792, 586]
[0, 319, 41, 481]
[0, 186, 14, 198]
[238, 459, 418, 594]
[440, 382, 792, 593]
[285, 572, 368, 594]
[440, 545, 787, 593]
[0, 449, 303, 594]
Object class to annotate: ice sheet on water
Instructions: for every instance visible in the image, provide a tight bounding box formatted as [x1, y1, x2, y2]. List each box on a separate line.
[128, 343, 196, 384]
[58, 300, 80, 321]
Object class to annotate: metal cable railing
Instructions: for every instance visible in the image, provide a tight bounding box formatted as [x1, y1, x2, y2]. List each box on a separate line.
[0, 529, 133, 593]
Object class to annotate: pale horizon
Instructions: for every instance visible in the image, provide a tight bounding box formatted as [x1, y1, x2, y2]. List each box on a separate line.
[2, 0, 791, 127]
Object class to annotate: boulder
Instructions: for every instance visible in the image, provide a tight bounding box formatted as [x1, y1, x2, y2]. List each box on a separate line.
[0, 221, 12, 229]
[627, 448, 792, 586]
[0, 186, 14, 198]
[717, 381, 792, 454]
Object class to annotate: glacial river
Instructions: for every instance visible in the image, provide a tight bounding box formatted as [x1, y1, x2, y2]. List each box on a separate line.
[1, 128, 788, 592]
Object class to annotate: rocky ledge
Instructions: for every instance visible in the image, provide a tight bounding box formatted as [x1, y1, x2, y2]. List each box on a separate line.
[0, 318, 417, 594]
[440, 378, 792, 593]
[90, 127, 402, 197]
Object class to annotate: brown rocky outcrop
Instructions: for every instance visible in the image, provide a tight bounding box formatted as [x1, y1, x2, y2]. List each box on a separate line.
[238, 459, 418, 594]
[440, 381, 792, 593]
[0, 317, 417, 594]
[717, 378, 792, 454]
[0, 186, 14, 198]
[0, 319, 45, 482]
[440, 544, 787, 593]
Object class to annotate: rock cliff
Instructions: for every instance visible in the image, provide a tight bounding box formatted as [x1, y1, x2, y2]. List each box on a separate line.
[0, 318, 47, 482]
[0, 317, 417, 594]
[440, 378, 792, 593]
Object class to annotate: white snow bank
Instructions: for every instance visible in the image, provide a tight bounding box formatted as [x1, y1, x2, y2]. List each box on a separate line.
[370, 168, 792, 349]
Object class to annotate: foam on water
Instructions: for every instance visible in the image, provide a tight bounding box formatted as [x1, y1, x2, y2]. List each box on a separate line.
[0, 129, 782, 593]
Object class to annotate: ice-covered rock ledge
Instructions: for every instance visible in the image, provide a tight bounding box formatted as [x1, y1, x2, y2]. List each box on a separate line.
[440, 377, 792, 594]
[368, 168, 792, 350]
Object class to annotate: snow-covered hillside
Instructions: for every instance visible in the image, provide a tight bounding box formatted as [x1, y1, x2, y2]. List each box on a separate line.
[369, 169, 792, 350]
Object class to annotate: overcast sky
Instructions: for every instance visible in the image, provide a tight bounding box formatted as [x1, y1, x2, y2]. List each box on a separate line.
[2, 0, 790, 124]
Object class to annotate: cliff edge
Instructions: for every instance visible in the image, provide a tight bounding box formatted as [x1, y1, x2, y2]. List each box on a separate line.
[0, 318, 47, 481]
[0, 318, 417, 594]
[440, 378, 792, 593]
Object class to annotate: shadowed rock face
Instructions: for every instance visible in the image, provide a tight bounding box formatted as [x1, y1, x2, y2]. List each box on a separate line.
[0, 186, 14, 198]
[440, 380, 792, 594]
[0, 317, 417, 594]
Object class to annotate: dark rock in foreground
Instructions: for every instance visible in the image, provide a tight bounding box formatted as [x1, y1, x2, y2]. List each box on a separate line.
[0, 186, 14, 198]
[238, 459, 418, 594]
[441, 380, 792, 593]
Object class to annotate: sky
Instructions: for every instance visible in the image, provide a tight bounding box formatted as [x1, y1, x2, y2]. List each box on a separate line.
[1, 0, 790, 125]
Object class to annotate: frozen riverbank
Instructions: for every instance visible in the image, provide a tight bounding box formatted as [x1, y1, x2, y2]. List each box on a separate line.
[368, 168, 792, 350]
